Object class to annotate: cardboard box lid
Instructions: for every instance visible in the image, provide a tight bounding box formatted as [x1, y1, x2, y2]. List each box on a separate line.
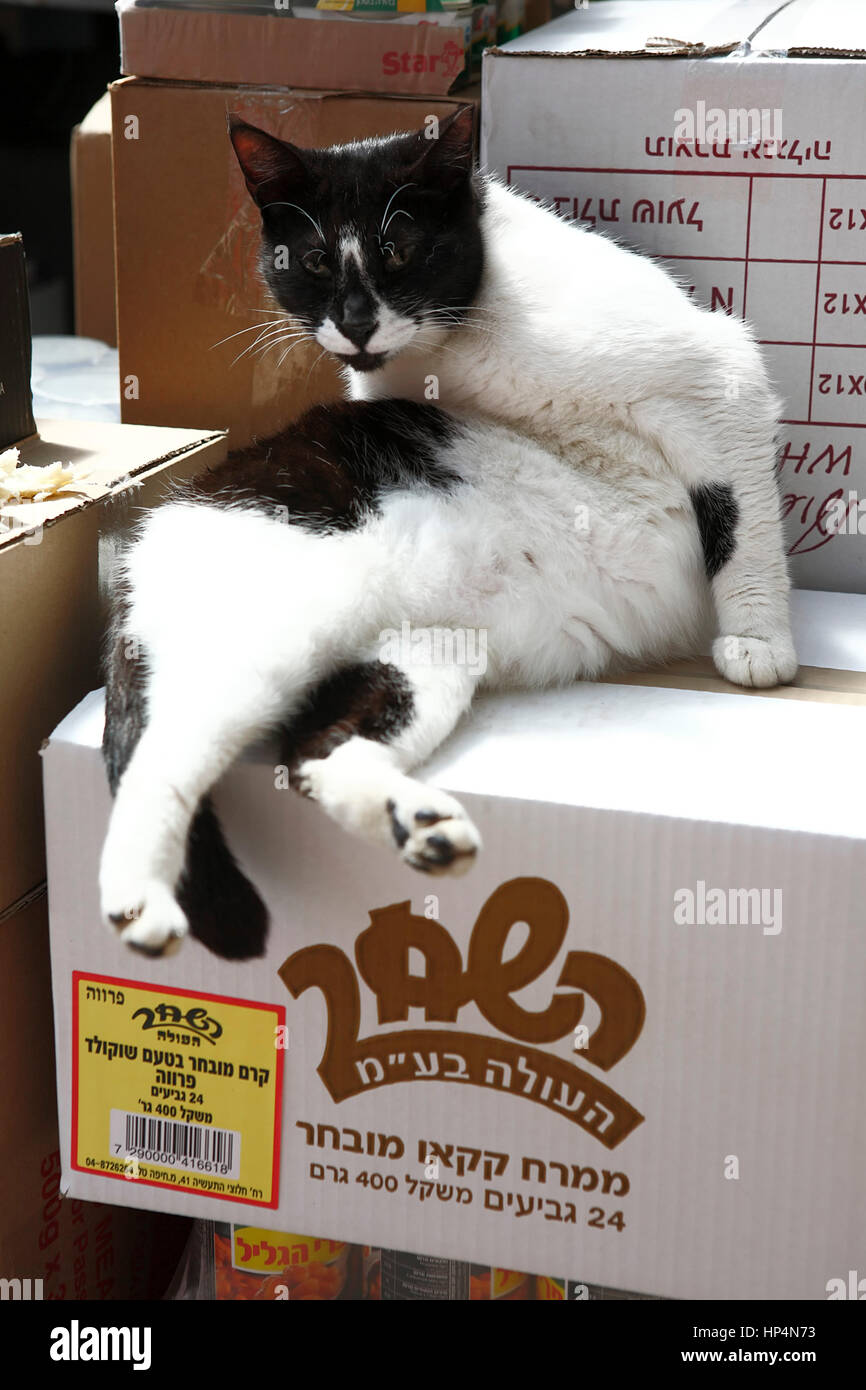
[0, 418, 223, 550]
[491, 0, 866, 59]
[51, 589, 866, 842]
[117, 0, 473, 95]
[758, 0, 866, 56]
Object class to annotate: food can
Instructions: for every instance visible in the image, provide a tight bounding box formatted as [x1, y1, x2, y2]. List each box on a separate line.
[213, 1223, 352, 1300]
[380, 1250, 470, 1300]
[470, 1265, 531, 1299]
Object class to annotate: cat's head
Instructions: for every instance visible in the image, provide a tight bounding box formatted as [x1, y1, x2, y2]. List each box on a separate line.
[228, 107, 483, 372]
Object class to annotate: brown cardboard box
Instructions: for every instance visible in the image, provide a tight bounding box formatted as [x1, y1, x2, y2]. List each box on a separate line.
[42, 590, 866, 1299]
[111, 79, 479, 446]
[71, 93, 117, 348]
[0, 891, 190, 1299]
[117, 1, 474, 97]
[0, 418, 226, 1298]
[0, 419, 226, 918]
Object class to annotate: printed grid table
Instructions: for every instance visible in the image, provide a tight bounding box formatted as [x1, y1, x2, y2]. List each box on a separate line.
[506, 164, 866, 433]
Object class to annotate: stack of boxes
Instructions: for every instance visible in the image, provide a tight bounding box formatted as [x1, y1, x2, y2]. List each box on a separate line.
[0, 233, 225, 1300]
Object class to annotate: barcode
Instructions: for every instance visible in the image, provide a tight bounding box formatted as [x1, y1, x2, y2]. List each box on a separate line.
[109, 1109, 241, 1180]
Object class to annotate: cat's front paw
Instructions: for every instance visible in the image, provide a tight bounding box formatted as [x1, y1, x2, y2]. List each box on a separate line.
[387, 791, 481, 876]
[101, 876, 189, 957]
[712, 634, 798, 689]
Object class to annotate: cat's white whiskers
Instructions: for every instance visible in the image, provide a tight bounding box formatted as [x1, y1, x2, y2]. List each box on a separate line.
[304, 347, 329, 386]
[246, 333, 312, 365]
[277, 337, 314, 368]
[380, 182, 416, 238]
[230, 328, 297, 368]
[261, 201, 325, 244]
[211, 318, 287, 351]
[233, 329, 309, 368]
[412, 331, 465, 361]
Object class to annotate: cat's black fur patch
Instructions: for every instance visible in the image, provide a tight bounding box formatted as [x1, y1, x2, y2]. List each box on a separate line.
[387, 800, 410, 849]
[102, 601, 147, 795]
[690, 482, 739, 579]
[178, 801, 269, 960]
[283, 660, 415, 785]
[188, 397, 462, 533]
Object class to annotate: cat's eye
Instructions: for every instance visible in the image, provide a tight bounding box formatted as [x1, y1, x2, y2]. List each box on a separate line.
[302, 250, 332, 279]
[382, 244, 413, 273]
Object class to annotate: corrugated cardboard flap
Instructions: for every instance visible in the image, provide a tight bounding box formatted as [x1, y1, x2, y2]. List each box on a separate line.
[757, 0, 866, 57]
[0, 420, 225, 551]
[487, 0, 866, 62]
[486, 0, 780, 60]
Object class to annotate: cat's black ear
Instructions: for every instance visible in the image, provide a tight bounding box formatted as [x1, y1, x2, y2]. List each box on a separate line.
[404, 105, 476, 191]
[228, 115, 310, 208]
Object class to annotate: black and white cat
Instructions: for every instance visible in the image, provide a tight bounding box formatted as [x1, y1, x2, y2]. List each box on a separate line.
[99, 107, 796, 958]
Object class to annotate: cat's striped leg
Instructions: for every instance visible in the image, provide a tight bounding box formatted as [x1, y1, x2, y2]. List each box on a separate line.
[287, 653, 482, 874]
[690, 468, 797, 690]
[99, 655, 293, 955]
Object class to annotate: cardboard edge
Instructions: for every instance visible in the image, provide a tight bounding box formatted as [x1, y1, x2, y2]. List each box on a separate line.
[70, 89, 116, 347]
[483, 42, 740, 60]
[108, 75, 473, 103]
[785, 45, 866, 57]
[0, 430, 227, 552]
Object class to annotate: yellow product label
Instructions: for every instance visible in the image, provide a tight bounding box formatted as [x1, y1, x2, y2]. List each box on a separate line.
[231, 1228, 346, 1272]
[72, 973, 284, 1208]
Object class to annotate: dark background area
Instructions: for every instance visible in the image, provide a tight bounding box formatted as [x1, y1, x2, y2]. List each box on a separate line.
[0, 5, 118, 331]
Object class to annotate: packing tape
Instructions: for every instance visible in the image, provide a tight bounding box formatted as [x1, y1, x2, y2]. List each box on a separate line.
[606, 660, 866, 707]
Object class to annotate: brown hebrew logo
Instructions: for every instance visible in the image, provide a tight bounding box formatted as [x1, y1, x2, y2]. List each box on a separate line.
[278, 878, 646, 1150]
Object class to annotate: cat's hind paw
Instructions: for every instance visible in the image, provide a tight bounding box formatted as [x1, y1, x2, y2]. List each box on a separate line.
[102, 879, 189, 957]
[712, 634, 798, 689]
[387, 792, 481, 876]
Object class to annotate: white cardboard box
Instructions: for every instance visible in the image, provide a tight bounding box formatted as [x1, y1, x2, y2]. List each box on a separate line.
[482, 0, 866, 594]
[43, 589, 866, 1299]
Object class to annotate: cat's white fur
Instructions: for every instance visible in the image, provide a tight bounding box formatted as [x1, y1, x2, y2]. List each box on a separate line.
[100, 177, 795, 953]
[351, 178, 796, 688]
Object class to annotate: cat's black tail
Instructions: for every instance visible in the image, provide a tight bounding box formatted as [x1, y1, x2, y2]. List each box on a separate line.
[178, 800, 269, 960]
[102, 603, 269, 960]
